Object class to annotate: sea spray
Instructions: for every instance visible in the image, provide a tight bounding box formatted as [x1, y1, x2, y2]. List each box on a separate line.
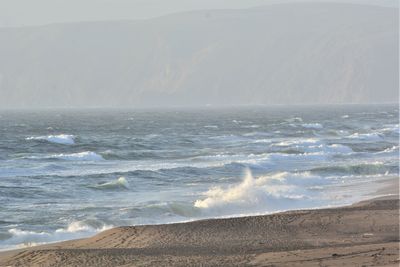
[194, 169, 322, 214]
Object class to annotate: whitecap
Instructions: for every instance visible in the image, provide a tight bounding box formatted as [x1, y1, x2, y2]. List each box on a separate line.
[0, 221, 111, 251]
[285, 117, 303, 123]
[275, 138, 320, 147]
[242, 124, 260, 128]
[302, 123, 323, 129]
[376, 146, 399, 154]
[273, 138, 352, 155]
[379, 124, 399, 134]
[242, 132, 270, 137]
[26, 134, 75, 145]
[348, 132, 383, 141]
[51, 151, 103, 161]
[23, 151, 103, 161]
[90, 177, 129, 190]
[336, 130, 349, 136]
[251, 139, 272, 144]
[296, 144, 352, 154]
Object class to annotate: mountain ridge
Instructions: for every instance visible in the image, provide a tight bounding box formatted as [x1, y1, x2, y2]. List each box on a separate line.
[0, 2, 398, 108]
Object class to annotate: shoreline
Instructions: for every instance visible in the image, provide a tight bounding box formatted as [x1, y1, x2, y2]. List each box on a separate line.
[0, 195, 398, 266]
[1, 176, 397, 253]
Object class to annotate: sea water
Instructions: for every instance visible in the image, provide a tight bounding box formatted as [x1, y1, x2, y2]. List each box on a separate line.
[0, 105, 398, 250]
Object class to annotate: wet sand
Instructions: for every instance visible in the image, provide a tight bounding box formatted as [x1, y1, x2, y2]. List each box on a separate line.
[0, 194, 398, 267]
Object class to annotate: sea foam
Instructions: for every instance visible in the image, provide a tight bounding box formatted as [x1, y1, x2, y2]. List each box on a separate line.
[1, 221, 111, 251]
[194, 169, 323, 214]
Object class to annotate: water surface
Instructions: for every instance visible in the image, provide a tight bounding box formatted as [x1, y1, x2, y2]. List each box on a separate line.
[0, 105, 398, 249]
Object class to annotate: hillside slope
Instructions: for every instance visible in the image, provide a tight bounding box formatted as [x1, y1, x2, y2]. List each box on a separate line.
[0, 3, 398, 108]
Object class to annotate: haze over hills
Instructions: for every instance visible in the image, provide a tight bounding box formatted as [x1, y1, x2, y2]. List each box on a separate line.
[0, 0, 397, 27]
[0, 2, 398, 108]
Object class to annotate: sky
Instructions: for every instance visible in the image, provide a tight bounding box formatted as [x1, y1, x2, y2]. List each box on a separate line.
[0, 0, 397, 27]
[0, 0, 281, 27]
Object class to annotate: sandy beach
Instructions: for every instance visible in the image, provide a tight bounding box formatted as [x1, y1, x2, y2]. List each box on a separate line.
[0, 194, 398, 267]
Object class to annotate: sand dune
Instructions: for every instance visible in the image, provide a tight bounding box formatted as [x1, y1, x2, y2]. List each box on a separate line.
[0, 196, 398, 266]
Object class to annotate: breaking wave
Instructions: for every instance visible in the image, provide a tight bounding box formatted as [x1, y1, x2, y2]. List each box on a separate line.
[194, 169, 324, 215]
[348, 132, 383, 141]
[89, 177, 129, 190]
[53, 151, 103, 161]
[0, 221, 111, 251]
[379, 124, 400, 134]
[241, 124, 260, 128]
[49, 151, 104, 161]
[26, 134, 75, 145]
[273, 139, 352, 154]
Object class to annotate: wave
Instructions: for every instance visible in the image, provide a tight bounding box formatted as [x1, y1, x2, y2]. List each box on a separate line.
[377, 146, 399, 154]
[28, 151, 104, 161]
[89, 177, 129, 190]
[241, 124, 260, 128]
[275, 138, 320, 147]
[335, 130, 350, 136]
[242, 132, 271, 137]
[208, 134, 247, 144]
[309, 162, 395, 176]
[129, 201, 201, 219]
[273, 139, 352, 154]
[300, 144, 352, 154]
[232, 120, 245, 124]
[194, 169, 324, 215]
[194, 150, 330, 166]
[54, 151, 103, 161]
[379, 124, 400, 134]
[192, 165, 393, 217]
[0, 221, 111, 251]
[301, 123, 323, 129]
[26, 134, 75, 145]
[348, 132, 383, 141]
[251, 139, 272, 144]
[5, 149, 346, 179]
[285, 117, 303, 123]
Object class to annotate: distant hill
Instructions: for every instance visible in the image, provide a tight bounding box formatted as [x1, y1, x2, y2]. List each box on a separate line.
[0, 2, 398, 108]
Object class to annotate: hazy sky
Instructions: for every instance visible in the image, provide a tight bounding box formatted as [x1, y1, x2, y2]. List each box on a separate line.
[0, 0, 397, 27]
[0, 0, 281, 27]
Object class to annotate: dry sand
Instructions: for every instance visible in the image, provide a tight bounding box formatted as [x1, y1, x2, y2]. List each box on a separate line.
[0, 195, 398, 267]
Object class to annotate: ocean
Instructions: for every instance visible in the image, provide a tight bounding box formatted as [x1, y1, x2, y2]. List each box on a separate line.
[0, 105, 398, 250]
